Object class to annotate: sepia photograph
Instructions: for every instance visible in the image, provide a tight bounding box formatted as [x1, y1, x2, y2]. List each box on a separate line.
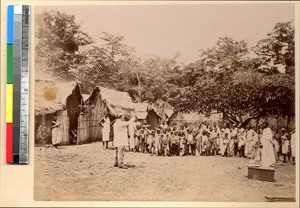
[34, 3, 296, 203]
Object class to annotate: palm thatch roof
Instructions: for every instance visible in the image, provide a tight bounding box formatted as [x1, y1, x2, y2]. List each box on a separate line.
[86, 86, 135, 116]
[35, 79, 82, 116]
[151, 99, 174, 119]
[169, 111, 185, 121]
[99, 86, 133, 109]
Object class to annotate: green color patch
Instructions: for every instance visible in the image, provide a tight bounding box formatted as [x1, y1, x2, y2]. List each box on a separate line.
[7, 44, 13, 83]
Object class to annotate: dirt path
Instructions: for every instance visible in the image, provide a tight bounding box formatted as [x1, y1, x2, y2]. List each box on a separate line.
[34, 142, 295, 201]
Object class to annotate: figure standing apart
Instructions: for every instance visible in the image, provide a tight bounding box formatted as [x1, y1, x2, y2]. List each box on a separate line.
[51, 115, 61, 149]
[260, 121, 276, 167]
[113, 113, 136, 169]
[128, 120, 137, 152]
[98, 113, 110, 150]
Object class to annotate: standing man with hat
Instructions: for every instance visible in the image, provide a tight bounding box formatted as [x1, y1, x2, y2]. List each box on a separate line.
[113, 113, 137, 169]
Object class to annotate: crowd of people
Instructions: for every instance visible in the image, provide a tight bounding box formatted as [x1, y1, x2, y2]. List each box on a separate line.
[124, 120, 296, 165]
[95, 113, 296, 169]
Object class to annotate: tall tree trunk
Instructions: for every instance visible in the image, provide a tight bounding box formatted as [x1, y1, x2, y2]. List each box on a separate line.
[255, 117, 260, 131]
[276, 116, 279, 133]
[241, 117, 255, 128]
[286, 115, 291, 133]
[136, 72, 142, 103]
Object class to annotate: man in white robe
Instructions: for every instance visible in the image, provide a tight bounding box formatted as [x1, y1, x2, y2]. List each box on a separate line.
[231, 124, 238, 156]
[260, 121, 276, 167]
[245, 126, 255, 158]
[219, 129, 225, 155]
[224, 123, 233, 156]
[128, 121, 137, 151]
[51, 116, 61, 148]
[99, 114, 110, 150]
[113, 114, 136, 169]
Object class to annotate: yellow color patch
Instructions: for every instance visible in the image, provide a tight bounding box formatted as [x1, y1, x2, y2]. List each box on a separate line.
[6, 84, 13, 123]
[44, 87, 57, 101]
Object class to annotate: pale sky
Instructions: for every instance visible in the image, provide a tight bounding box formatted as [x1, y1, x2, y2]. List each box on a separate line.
[36, 3, 294, 64]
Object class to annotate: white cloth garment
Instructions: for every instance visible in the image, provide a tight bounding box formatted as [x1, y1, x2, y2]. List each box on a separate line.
[281, 133, 289, 154]
[102, 117, 110, 142]
[52, 120, 61, 145]
[260, 127, 276, 167]
[291, 133, 295, 157]
[128, 121, 137, 149]
[113, 117, 135, 148]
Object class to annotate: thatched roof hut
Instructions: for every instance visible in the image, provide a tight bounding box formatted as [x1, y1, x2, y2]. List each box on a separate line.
[78, 86, 135, 144]
[132, 103, 162, 129]
[168, 111, 203, 128]
[152, 99, 174, 122]
[35, 79, 83, 114]
[35, 79, 83, 145]
[85, 86, 135, 117]
[204, 111, 230, 128]
[35, 79, 63, 116]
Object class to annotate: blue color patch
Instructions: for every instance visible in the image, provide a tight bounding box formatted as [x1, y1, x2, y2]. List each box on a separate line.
[7, 5, 14, 44]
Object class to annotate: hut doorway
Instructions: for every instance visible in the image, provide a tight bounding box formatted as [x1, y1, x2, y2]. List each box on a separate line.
[66, 93, 82, 144]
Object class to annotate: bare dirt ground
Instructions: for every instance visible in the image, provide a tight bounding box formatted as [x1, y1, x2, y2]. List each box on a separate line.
[34, 141, 295, 202]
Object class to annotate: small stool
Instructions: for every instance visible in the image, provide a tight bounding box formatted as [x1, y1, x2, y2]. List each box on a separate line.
[246, 165, 275, 182]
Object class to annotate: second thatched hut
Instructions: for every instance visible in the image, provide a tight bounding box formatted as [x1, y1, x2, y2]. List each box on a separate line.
[78, 86, 135, 144]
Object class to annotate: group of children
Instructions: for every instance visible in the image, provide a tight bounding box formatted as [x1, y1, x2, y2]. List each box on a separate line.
[126, 121, 296, 165]
[127, 122, 249, 157]
[274, 128, 296, 164]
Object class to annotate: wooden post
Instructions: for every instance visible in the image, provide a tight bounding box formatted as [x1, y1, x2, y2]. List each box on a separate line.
[77, 115, 80, 145]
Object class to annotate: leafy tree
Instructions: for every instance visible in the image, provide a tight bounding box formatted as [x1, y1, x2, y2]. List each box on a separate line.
[35, 10, 93, 79]
[71, 32, 138, 93]
[199, 36, 249, 73]
[35, 11, 295, 131]
[36, 11, 135, 93]
[174, 70, 294, 127]
[114, 54, 183, 103]
[253, 21, 294, 74]
[172, 27, 295, 127]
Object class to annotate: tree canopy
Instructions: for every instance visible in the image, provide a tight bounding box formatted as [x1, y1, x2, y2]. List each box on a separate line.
[253, 21, 294, 75]
[35, 10, 93, 80]
[35, 10, 295, 129]
[173, 21, 295, 127]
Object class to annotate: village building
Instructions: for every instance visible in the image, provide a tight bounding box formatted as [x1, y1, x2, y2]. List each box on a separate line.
[133, 103, 162, 129]
[35, 79, 83, 145]
[204, 111, 231, 128]
[78, 86, 135, 144]
[151, 99, 174, 124]
[168, 111, 204, 128]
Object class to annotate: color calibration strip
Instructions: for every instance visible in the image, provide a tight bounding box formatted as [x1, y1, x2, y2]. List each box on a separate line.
[6, 5, 30, 164]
